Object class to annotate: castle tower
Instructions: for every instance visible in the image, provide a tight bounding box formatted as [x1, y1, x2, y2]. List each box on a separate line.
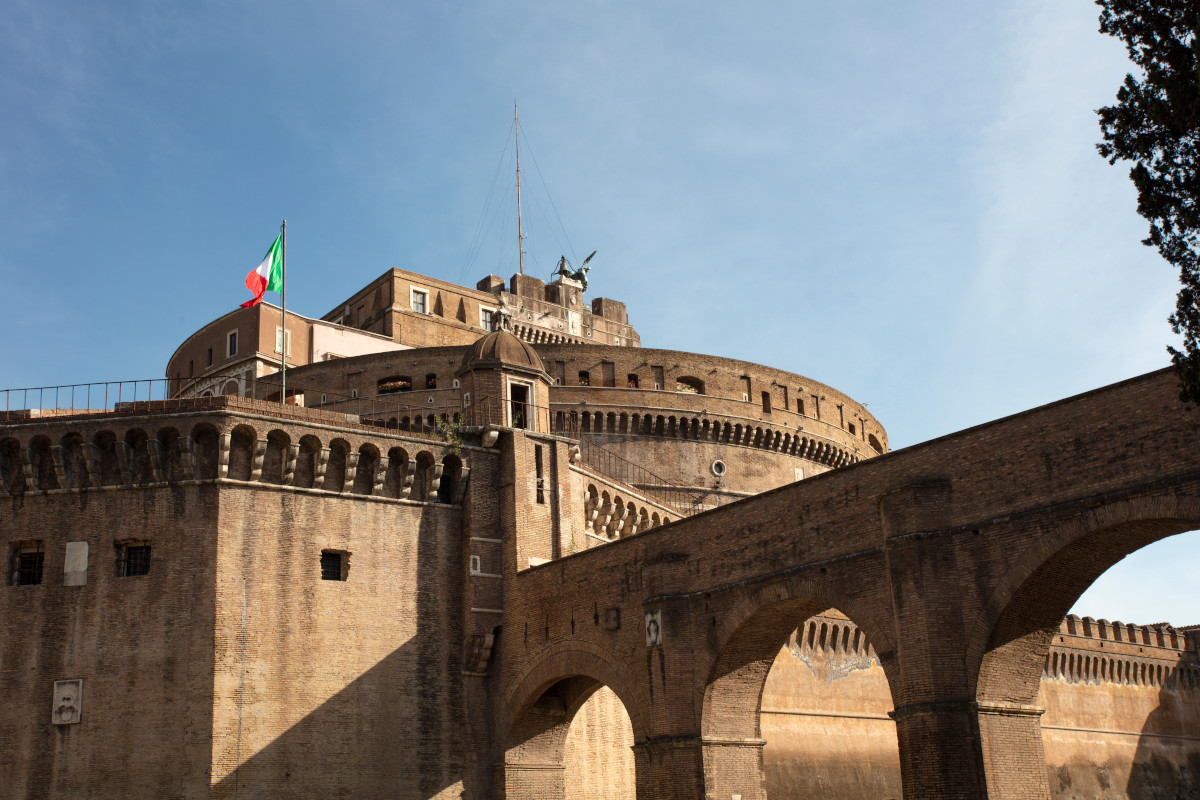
[456, 327, 552, 432]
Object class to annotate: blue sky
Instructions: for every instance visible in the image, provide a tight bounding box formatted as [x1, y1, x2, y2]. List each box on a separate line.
[1, 1, 1195, 625]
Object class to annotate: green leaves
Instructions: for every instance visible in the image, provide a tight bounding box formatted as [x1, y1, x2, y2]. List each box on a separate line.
[1096, 0, 1200, 402]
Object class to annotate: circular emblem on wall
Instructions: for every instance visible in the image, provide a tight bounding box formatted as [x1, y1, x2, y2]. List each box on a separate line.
[711, 460, 727, 477]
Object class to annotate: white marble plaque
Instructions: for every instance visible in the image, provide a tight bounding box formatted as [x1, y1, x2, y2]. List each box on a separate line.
[63, 541, 88, 586]
[52, 679, 82, 725]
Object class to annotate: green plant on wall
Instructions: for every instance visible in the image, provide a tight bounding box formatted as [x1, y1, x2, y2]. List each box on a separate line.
[436, 413, 466, 455]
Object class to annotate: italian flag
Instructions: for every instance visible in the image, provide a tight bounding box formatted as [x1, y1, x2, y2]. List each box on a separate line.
[240, 234, 283, 308]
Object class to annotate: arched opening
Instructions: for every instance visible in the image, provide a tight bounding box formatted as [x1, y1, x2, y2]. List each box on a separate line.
[156, 427, 183, 482]
[262, 430, 290, 485]
[503, 675, 638, 800]
[29, 436, 57, 490]
[384, 446, 409, 498]
[190, 424, 220, 480]
[294, 435, 321, 488]
[437, 454, 462, 504]
[0, 437, 25, 495]
[676, 376, 704, 394]
[124, 428, 151, 484]
[704, 590, 900, 800]
[60, 432, 88, 488]
[412, 451, 435, 501]
[352, 444, 379, 495]
[868, 433, 884, 454]
[325, 439, 349, 492]
[973, 506, 1200, 800]
[227, 425, 256, 482]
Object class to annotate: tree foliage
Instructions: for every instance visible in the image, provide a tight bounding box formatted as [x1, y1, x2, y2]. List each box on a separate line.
[1096, 0, 1200, 401]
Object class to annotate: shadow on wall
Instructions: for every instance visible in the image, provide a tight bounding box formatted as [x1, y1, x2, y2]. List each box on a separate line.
[1125, 674, 1199, 800]
[211, 508, 466, 800]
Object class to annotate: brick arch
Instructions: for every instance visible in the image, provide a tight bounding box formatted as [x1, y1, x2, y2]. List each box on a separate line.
[190, 423, 221, 480]
[499, 645, 646, 800]
[967, 494, 1200, 800]
[294, 434, 323, 489]
[500, 642, 648, 751]
[971, 493, 1200, 706]
[262, 429, 291, 485]
[703, 577, 899, 742]
[227, 424, 257, 482]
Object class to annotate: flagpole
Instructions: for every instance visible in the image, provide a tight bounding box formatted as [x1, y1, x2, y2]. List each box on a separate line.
[280, 219, 287, 405]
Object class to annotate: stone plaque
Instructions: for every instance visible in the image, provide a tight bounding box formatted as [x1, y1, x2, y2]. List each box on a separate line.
[52, 679, 82, 725]
[63, 541, 88, 586]
[645, 609, 662, 646]
[603, 607, 621, 631]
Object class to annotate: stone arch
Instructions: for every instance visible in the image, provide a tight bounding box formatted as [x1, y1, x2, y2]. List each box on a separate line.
[124, 428, 152, 484]
[294, 435, 322, 489]
[701, 579, 900, 800]
[0, 437, 25, 494]
[29, 436, 57, 490]
[191, 423, 221, 480]
[499, 643, 647, 800]
[60, 432, 89, 488]
[606, 412, 616, 433]
[868, 433, 884, 454]
[618, 413, 629, 434]
[227, 425, 256, 482]
[260, 429, 290, 485]
[325, 438, 350, 492]
[352, 443, 380, 495]
[437, 454, 462, 504]
[969, 495, 1200, 799]
[91, 431, 120, 485]
[412, 451, 436, 501]
[382, 446, 409, 498]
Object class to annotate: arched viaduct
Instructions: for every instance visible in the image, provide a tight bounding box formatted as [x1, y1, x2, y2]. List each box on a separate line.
[487, 368, 1200, 800]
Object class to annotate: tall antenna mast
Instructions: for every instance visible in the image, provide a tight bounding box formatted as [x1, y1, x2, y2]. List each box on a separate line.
[515, 102, 525, 275]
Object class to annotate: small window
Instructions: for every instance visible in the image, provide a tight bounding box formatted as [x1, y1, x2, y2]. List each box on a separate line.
[462, 392, 471, 408]
[797, 398, 805, 415]
[10, 541, 44, 586]
[676, 376, 704, 394]
[535, 444, 545, 504]
[411, 289, 428, 315]
[351, 389, 359, 399]
[479, 306, 497, 329]
[227, 330, 238, 357]
[321, 550, 348, 581]
[578, 371, 590, 386]
[207, 348, 213, 367]
[115, 542, 151, 577]
[425, 373, 437, 389]
[848, 422, 857, 435]
[762, 391, 772, 413]
[274, 327, 292, 356]
[627, 374, 639, 388]
[377, 375, 412, 394]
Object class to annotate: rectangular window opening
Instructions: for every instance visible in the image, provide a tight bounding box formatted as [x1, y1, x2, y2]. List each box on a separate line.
[10, 541, 44, 586]
[227, 330, 238, 357]
[762, 391, 772, 413]
[627, 374, 639, 388]
[321, 550, 348, 581]
[534, 444, 545, 504]
[207, 348, 213, 367]
[274, 327, 292, 356]
[578, 371, 590, 386]
[411, 289, 428, 315]
[115, 541, 151, 578]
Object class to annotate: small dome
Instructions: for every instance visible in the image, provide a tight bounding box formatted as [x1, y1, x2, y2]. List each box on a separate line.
[459, 329, 546, 375]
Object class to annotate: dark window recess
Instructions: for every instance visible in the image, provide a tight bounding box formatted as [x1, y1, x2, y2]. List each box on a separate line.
[848, 422, 857, 435]
[762, 391, 772, 413]
[321, 551, 346, 581]
[117, 544, 151, 577]
[578, 371, 590, 386]
[535, 445, 546, 504]
[797, 399, 805, 415]
[11, 543, 44, 586]
[207, 348, 213, 367]
[510, 384, 529, 430]
[425, 373, 437, 389]
[228, 331, 238, 356]
[627, 374, 639, 388]
[378, 375, 412, 394]
[189, 360, 194, 378]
